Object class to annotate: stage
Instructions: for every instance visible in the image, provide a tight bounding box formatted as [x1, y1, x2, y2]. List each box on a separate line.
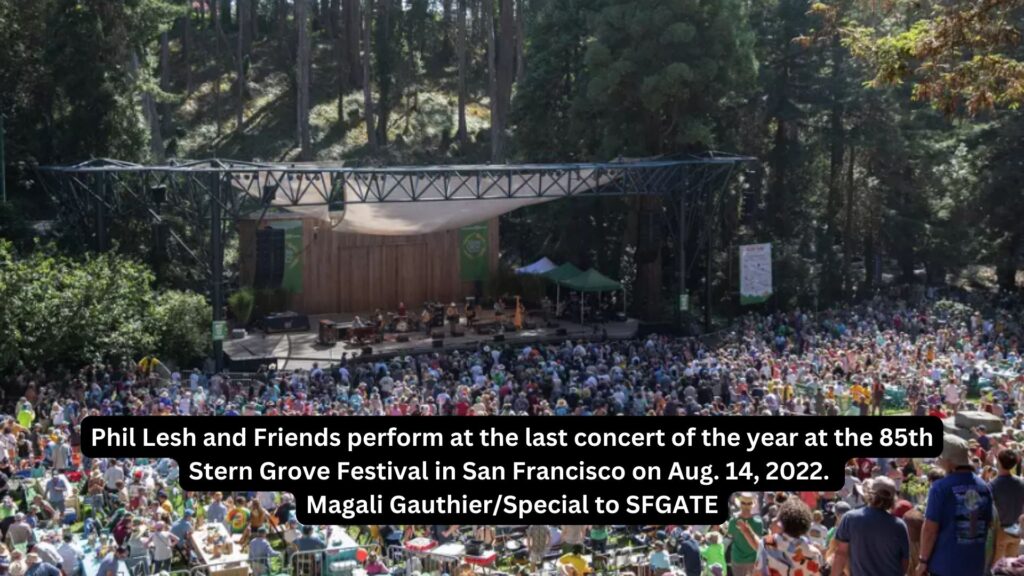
[223, 313, 640, 370]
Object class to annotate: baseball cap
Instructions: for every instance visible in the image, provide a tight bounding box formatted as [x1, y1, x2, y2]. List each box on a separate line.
[939, 434, 972, 468]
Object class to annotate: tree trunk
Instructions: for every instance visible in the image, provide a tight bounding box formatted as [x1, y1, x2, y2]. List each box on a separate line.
[321, 0, 331, 31]
[221, 0, 232, 29]
[252, 0, 260, 43]
[472, 0, 482, 43]
[237, 0, 247, 134]
[159, 30, 172, 132]
[456, 0, 468, 144]
[210, 0, 219, 29]
[184, 2, 193, 95]
[198, 0, 205, 27]
[483, 0, 497, 159]
[514, 0, 524, 82]
[132, 50, 165, 161]
[374, 0, 391, 147]
[821, 32, 844, 301]
[297, 0, 312, 159]
[362, 0, 378, 151]
[214, 3, 228, 139]
[332, 0, 348, 126]
[344, 0, 363, 89]
[492, 0, 513, 162]
[996, 232, 1021, 291]
[843, 142, 855, 297]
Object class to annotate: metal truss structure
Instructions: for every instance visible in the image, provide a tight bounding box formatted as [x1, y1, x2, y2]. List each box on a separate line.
[35, 154, 753, 369]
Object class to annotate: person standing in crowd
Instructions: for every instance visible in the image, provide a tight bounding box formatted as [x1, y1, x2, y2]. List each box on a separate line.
[170, 509, 194, 562]
[755, 499, 823, 576]
[56, 532, 83, 576]
[560, 525, 587, 555]
[831, 476, 910, 576]
[675, 532, 702, 576]
[647, 540, 674, 576]
[526, 524, 551, 571]
[588, 525, 609, 553]
[146, 521, 178, 572]
[248, 527, 279, 576]
[205, 492, 227, 526]
[989, 447, 1024, 562]
[556, 543, 591, 576]
[23, 554, 59, 576]
[728, 493, 764, 576]
[917, 434, 996, 576]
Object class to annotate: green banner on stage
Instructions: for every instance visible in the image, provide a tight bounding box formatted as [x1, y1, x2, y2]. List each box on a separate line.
[270, 221, 304, 293]
[459, 223, 490, 281]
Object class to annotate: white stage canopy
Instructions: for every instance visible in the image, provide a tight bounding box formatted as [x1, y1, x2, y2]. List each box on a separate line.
[515, 257, 558, 275]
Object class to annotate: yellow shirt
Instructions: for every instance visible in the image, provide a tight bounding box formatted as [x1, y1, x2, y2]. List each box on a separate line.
[558, 554, 591, 575]
[850, 385, 867, 404]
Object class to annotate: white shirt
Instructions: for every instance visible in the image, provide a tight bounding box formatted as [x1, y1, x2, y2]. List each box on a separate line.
[35, 541, 63, 566]
[945, 383, 960, 404]
[58, 541, 84, 574]
[103, 466, 124, 491]
[150, 530, 175, 561]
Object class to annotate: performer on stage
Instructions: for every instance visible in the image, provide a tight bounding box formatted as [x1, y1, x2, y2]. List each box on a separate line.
[421, 307, 432, 335]
[398, 301, 406, 317]
[446, 302, 460, 336]
[464, 299, 477, 328]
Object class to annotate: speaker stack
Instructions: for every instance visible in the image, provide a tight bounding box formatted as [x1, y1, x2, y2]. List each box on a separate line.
[255, 228, 285, 289]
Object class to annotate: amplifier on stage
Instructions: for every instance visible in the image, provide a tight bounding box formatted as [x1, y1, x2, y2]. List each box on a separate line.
[318, 319, 338, 346]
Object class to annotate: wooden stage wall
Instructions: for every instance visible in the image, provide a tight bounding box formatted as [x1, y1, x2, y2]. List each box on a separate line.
[237, 218, 500, 315]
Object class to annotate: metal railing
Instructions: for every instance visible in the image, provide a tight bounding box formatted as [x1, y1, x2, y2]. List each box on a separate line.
[289, 544, 376, 576]
[189, 558, 252, 576]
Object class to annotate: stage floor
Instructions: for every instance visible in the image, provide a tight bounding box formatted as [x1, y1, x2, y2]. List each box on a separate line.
[223, 313, 639, 370]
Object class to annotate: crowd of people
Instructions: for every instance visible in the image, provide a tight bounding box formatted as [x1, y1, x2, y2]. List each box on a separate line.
[0, 289, 1022, 576]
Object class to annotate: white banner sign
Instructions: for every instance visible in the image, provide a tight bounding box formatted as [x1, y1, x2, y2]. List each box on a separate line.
[739, 243, 772, 305]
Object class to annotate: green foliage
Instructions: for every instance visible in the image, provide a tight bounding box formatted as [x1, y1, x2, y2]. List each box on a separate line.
[0, 240, 157, 372]
[0, 241, 211, 372]
[228, 287, 256, 326]
[148, 290, 212, 368]
[581, 0, 757, 154]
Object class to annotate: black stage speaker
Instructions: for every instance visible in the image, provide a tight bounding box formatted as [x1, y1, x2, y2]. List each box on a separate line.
[396, 335, 410, 343]
[361, 346, 373, 356]
[556, 328, 568, 336]
[493, 334, 505, 342]
[432, 338, 444, 348]
[255, 228, 286, 289]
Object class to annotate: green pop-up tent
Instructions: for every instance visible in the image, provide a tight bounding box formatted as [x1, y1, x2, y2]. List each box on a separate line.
[542, 263, 584, 315]
[559, 268, 625, 323]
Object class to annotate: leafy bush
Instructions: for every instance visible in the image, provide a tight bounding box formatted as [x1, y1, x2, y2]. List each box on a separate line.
[228, 287, 255, 326]
[148, 290, 212, 368]
[0, 240, 156, 371]
[0, 241, 213, 372]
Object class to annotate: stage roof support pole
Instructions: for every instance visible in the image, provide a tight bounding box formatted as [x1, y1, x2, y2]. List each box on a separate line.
[705, 195, 713, 333]
[210, 172, 225, 372]
[95, 172, 107, 252]
[677, 170, 687, 333]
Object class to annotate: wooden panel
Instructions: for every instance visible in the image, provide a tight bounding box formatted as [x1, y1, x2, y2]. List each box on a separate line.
[237, 217, 501, 315]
